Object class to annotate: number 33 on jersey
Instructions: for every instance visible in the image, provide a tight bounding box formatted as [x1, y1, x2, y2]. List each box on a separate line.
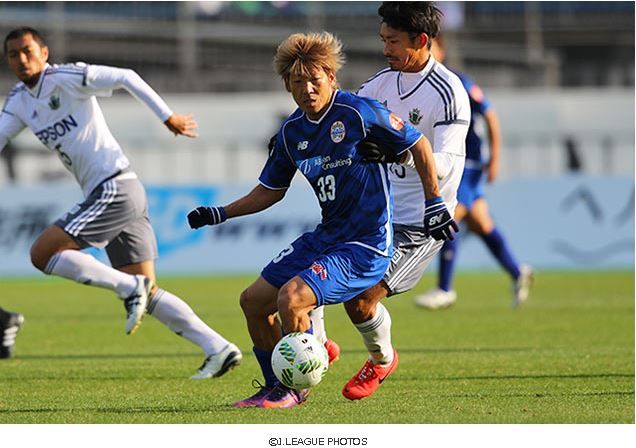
[259, 90, 422, 256]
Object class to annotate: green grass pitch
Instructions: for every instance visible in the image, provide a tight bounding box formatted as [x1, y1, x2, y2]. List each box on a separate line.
[0, 271, 633, 423]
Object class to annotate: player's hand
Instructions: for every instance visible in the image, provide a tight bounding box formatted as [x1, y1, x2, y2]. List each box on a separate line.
[357, 135, 401, 164]
[486, 158, 499, 183]
[187, 206, 227, 229]
[424, 197, 458, 241]
[164, 113, 198, 138]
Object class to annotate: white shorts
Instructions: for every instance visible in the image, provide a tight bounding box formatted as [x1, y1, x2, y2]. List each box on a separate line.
[383, 224, 444, 296]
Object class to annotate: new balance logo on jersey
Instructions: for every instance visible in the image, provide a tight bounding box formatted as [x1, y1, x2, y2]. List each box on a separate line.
[34, 114, 78, 145]
[297, 141, 309, 151]
[48, 95, 60, 110]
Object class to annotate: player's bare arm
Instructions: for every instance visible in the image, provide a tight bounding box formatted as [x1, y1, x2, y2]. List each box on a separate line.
[224, 184, 286, 219]
[484, 109, 501, 183]
[187, 184, 285, 229]
[410, 135, 459, 240]
[164, 113, 198, 138]
[409, 135, 441, 200]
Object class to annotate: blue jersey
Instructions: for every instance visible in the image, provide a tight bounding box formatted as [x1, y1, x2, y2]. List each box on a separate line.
[259, 90, 422, 256]
[458, 73, 491, 164]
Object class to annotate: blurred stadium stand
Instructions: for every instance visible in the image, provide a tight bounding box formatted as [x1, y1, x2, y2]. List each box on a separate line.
[0, 1, 634, 185]
[1, 1, 633, 92]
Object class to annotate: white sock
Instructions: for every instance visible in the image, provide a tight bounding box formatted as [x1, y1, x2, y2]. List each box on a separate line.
[309, 306, 327, 344]
[44, 250, 137, 298]
[148, 288, 229, 356]
[354, 302, 394, 365]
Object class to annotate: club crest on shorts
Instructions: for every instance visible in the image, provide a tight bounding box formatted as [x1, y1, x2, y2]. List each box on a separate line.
[311, 262, 328, 280]
[330, 121, 346, 143]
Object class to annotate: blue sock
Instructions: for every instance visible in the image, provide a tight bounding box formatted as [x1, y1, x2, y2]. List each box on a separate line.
[438, 238, 458, 292]
[480, 227, 521, 279]
[253, 347, 278, 387]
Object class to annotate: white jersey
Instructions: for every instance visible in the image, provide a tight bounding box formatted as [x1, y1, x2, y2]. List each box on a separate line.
[358, 56, 469, 226]
[0, 62, 173, 197]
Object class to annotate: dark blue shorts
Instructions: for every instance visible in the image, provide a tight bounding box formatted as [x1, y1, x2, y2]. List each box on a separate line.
[261, 232, 390, 307]
[457, 167, 485, 209]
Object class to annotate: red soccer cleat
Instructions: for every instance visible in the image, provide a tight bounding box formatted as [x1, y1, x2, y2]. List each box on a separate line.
[341, 349, 398, 400]
[324, 338, 340, 365]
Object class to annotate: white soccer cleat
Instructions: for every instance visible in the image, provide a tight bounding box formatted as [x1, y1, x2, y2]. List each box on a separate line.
[123, 275, 154, 335]
[191, 343, 243, 379]
[414, 287, 457, 310]
[512, 264, 534, 309]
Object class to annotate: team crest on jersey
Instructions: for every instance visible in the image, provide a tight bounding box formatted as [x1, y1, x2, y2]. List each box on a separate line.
[389, 113, 404, 130]
[48, 95, 60, 110]
[310, 262, 328, 280]
[409, 108, 422, 125]
[330, 121, 346, 143]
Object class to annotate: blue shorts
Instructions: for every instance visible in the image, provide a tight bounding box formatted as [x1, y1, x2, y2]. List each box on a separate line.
[261, 232, 390, 307]
[457, 167, 485, 209]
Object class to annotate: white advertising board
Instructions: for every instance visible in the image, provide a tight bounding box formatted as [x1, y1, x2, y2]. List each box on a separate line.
[0, 175, 632, 277]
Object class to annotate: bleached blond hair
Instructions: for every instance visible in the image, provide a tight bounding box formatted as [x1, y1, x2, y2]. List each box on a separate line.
[274, 32, 345, 84]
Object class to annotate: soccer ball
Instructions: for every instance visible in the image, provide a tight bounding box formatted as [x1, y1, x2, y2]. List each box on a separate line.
[271, 332, 329, 389]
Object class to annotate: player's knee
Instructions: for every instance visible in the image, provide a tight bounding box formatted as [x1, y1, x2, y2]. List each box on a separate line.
[239, 288, 254, 317]
[29, 244, 50, 272]
[277, 285, 303, 319]
[470, 219, 494, 235]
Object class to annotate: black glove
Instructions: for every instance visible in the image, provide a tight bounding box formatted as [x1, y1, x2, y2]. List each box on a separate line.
[357, 135, 402, 164]
[187, 206, 227, 229]
[424, 197, 459, 241]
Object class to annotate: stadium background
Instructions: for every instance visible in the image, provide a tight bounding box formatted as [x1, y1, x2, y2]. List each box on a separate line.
[0, 1, 633, 275]
[0, 0, 633, 427]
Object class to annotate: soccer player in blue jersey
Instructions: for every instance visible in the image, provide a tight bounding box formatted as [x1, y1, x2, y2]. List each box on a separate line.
[187, 31, 457, 408]
[415, 35, 533, 310]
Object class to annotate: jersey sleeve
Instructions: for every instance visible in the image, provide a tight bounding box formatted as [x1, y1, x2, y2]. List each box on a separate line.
[431, 77, 471, 155]
[80, 64, 173, 121]
[0, 99, 26, 151]
[357, 96, 422, 156]
[258, 132, 297, 190]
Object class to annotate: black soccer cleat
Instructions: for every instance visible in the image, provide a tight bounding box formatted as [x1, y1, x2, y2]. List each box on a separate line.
[0, 310, 25, 359]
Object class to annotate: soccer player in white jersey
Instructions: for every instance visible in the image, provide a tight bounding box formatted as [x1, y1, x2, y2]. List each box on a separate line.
[308, 2, 469, 400]
[0, 27, 241, 378]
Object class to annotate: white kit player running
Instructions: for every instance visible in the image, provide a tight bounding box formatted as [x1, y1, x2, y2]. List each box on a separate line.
[0, 27, 241, 379]
[310, 2, 469, 401]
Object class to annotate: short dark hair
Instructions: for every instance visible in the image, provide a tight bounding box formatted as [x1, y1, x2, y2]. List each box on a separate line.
[378, 2, 443, 45]
[4, 27, 47, 54]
